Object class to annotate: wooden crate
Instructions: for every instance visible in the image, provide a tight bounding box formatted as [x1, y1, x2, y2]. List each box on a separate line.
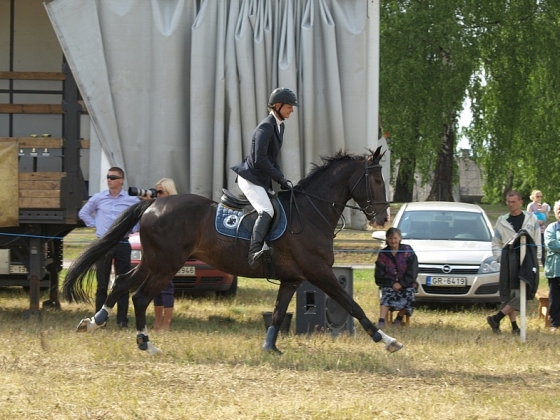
[536, 290, 550, 328]
[18, 172, 65, 208]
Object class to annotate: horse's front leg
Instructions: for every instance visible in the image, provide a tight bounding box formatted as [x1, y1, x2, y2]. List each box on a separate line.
[307, 271, 403, 353]
[262, 280, 301, 354]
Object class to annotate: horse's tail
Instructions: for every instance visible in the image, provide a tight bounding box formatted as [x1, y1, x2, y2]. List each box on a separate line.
[63, 199, 154, 304]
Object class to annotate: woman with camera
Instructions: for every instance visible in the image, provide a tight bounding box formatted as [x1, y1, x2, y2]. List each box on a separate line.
[140, 178, 178, 331]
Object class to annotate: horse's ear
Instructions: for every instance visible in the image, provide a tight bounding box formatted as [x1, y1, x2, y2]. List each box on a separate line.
[368, 146, 383, 164]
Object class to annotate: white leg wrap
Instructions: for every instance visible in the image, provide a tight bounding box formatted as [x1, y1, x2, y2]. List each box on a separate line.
[378, 330, 393, 346]
[378, 329, 404, 353]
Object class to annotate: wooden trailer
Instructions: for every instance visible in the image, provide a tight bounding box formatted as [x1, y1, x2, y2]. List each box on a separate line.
[0, 1, 93, 316]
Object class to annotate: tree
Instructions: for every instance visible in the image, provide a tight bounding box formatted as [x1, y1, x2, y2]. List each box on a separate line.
[466, 1, 560, 202]
[380, 0, 478, 202]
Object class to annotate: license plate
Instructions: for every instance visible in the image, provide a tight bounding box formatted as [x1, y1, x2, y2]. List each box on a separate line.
[176, 266, 195, 276]
[10, 265, 28, 274]
[427, 276, 467, 287]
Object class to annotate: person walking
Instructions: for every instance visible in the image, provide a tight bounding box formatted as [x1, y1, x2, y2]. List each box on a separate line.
[544, 200, 560, 333]
[487, 190, 541, 334]
[231, 87, 298, 269]
[78, 167, 139, 328]
[375, 227, 418, 327]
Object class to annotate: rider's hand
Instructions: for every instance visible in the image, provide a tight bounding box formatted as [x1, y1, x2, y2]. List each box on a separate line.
[280, 179, 291, 190]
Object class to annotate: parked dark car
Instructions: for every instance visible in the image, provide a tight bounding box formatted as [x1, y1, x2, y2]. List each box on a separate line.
[129, 233, 237, 297]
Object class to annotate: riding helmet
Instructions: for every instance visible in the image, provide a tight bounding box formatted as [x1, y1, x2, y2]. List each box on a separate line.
[268, 87, 299, 107]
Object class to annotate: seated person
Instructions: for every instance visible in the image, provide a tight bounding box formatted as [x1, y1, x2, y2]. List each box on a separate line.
[375, 227, 419, 327]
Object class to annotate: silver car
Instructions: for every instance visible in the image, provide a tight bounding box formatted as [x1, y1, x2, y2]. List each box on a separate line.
[372, 202, 500, 304]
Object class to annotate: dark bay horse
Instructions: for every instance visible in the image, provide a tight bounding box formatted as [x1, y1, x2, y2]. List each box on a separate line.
[63, 147, 403, 355]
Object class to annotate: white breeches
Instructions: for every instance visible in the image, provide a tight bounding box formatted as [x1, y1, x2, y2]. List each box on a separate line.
[237, 176, 274, 218]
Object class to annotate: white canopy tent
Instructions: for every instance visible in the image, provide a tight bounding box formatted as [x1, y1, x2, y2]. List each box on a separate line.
[45, 0, 386, 227]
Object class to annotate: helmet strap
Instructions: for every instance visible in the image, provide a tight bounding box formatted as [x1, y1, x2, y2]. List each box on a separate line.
[273, 104, 286, 121]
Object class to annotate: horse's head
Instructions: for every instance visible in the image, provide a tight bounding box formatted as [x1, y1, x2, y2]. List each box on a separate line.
[349, 146, 389, 227]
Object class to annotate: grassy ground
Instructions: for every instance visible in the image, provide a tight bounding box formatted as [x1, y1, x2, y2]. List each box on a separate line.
[1, 272, 558, 419]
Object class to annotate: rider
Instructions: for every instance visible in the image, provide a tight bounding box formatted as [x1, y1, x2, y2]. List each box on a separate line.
[231, 87, 299, 269]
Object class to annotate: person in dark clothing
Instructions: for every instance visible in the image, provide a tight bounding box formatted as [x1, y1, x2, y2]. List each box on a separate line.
[231, 87, 299, 269]
[487, 190, 541, 335]
[375, 227, 419, 327]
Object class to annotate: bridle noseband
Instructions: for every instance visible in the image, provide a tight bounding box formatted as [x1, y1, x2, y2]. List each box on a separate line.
[347, 162, 390, 218]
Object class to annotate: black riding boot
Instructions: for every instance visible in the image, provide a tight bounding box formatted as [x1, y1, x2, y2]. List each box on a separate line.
[248, 212, 273, 269]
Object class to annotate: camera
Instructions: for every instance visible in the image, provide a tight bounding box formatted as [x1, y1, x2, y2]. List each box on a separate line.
[128, 187, 158, 198]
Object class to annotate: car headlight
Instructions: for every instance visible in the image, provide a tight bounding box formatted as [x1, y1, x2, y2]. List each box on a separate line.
[479, 257, 500, 274]
[130, 250, 142, 261]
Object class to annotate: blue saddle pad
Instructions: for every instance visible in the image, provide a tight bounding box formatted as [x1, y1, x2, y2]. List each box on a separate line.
[215, 203, 287, 241]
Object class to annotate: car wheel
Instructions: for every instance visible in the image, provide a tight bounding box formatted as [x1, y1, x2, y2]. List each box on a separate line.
[216, 276, 238, 298]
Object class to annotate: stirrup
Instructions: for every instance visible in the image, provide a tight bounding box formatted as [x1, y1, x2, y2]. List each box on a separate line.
[249, 244, 273, 269]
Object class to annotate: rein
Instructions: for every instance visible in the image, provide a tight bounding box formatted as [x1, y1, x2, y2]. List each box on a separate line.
[285, 161, 390, 237]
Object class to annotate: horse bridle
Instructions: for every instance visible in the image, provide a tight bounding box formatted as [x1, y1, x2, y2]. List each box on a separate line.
[286, 161, 390, 236]
[348, 162, 390, 217]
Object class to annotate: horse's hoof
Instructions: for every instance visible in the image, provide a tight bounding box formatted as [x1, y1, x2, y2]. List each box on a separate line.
[137, 333, 161, 355]
[147, 342, 162, 356]
[76, 318, 90, 333]
[385, 339, 404, 353]
[262, 345, 283, 355]
[76, 317, 105, 333]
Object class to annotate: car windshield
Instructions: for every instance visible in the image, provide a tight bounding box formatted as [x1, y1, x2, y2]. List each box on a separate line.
[397, 210, 492, 241]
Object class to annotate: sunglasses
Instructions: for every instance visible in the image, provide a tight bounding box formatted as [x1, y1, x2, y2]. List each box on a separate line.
[106, 175, 123, 180]
[156, 190, 164, 195]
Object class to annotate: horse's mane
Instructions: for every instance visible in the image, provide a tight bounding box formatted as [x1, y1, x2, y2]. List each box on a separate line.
[296, 149, 366, 190]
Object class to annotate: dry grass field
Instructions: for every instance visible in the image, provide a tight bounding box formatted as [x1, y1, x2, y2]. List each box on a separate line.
[1, 270, 559, 420]
[2, 202, 559, 419]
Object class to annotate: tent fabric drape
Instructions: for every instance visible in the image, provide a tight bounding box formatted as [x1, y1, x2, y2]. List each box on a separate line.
[45, 0, 379, 219]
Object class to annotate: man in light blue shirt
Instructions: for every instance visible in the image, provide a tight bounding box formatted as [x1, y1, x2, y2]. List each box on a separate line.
[79, 167, 139, 328]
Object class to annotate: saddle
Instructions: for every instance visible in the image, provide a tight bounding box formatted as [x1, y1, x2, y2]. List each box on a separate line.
[220, 188, 283, 234]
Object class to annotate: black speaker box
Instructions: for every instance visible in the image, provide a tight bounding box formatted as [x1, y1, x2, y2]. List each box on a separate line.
[295, 266, 355, 337]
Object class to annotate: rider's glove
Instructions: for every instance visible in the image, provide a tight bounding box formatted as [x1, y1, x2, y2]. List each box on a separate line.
[279, 178, 291, 190]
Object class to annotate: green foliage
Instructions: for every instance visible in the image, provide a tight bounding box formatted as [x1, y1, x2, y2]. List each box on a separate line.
[381, 1, 560, 204]
[465, 1, 560, 203]
[380, 0, 478, 186]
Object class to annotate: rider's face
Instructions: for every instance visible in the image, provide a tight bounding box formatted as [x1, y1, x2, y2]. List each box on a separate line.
[274, 103, 294, 120]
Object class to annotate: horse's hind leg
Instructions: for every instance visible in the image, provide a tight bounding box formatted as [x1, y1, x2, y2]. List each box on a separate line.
[262, 281, 301, 354]
[76, 264, 148, 333]
[131, 272, 177, 355]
